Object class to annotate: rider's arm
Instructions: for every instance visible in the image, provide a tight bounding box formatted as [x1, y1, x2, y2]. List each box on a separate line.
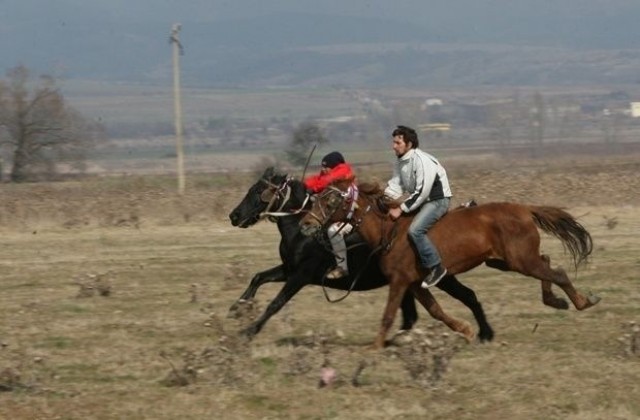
[400, 154, 436, 213]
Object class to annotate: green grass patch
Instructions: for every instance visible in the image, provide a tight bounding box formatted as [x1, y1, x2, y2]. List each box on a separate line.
[57, 303, 92, 314]
[38, 336, 74, 349]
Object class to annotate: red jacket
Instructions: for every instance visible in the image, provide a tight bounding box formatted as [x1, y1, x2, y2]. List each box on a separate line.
[303, 162, 355, 193]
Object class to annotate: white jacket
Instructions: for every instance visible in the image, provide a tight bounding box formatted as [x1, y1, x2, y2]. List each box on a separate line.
[384, 148, 452, 213]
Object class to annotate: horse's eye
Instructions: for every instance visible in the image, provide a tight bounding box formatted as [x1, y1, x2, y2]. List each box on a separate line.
[260, 189, 275, 203]
[327, 194, 342, 209]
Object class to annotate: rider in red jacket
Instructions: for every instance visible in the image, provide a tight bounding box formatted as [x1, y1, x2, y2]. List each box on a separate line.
[303, 151, 354, 193]
[303, 151, 354, 279]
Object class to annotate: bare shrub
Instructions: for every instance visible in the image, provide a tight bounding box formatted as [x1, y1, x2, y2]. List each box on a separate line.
[618, 321, 640, 358]
[74, 272, 113, 298]
[161, 313, 255, 388]
[387, 324, 466, 387]
[0, 367, 23, 392]
[603, 215, 618, 230]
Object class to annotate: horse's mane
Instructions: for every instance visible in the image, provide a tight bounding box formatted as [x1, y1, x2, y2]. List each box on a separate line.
[356, 180, 406, 211]
[357, 181, 384, 197]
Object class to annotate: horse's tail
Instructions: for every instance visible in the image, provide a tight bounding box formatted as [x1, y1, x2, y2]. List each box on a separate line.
[529, 206, 593, 269]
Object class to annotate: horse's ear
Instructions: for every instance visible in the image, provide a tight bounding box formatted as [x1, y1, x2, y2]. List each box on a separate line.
[263, 167, 275, 178]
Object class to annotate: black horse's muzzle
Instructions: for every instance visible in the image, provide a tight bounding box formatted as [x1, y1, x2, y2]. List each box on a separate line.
[229, 209, 258, 228]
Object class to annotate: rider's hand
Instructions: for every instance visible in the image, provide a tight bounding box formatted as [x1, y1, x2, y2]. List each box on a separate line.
[388, 207, 403, 220]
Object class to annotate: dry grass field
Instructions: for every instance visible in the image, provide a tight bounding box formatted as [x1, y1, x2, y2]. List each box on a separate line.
[1, 153, 639, 419]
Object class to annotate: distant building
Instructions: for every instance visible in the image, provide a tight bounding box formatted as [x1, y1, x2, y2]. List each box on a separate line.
[630, 102, 640, 118]
[418, 123, 451, 139]
[421, 98, 444, 110]
[418, 123, 451, 131]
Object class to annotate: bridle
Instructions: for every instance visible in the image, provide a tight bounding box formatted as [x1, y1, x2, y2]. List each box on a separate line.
[305, 183, 363, 229]
[257, 176, 310, 221]
[308, 182, 400, 255]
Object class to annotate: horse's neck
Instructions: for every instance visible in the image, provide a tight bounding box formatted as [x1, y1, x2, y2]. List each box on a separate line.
[290, 179, 310, 209]
[353, 196, 398, 248]
[276, 214, 303, 243]
[269, 180, 310, 246]
[287, 180, 310, 211]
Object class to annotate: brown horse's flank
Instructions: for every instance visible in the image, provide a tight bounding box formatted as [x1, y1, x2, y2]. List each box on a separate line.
[301, 180, 600, 349]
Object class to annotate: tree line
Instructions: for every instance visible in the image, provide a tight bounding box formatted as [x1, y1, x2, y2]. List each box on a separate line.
[0, 65, 102, 182]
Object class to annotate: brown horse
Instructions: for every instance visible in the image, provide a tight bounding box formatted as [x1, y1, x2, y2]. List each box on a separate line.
[300, 180, 600, 349]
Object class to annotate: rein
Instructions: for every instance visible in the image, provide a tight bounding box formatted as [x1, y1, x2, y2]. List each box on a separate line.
[315, 184, 401, 303]
[319, 240, 379, 303]
[335, 184, 400, 255]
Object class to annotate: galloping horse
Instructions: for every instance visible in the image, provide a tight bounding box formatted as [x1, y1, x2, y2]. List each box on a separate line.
[228, 167, 494, 341]
[300, 180, 600, 349]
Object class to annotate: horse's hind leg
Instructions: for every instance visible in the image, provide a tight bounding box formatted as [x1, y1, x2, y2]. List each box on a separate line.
[437, 275, 494, 342]
[518, 255, 600, 311]
[539, 255, 570, 310]
[399, 292, 419, 331]
[409, 283, 475, 342]
[489, 256, 569, 311]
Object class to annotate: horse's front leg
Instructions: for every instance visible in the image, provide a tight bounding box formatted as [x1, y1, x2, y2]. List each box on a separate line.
[228, 264, 285, 316]
[409, 282, 475, 342]
[239, 277, 305, 339]
[373, 282, 408, 349]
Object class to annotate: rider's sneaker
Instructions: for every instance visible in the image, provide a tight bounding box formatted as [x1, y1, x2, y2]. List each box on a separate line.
[421, 264, 447, 288]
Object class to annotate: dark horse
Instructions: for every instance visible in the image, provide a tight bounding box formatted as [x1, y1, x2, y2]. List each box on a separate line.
[228, 167, 494, 341]
[300, 180, 600, 349]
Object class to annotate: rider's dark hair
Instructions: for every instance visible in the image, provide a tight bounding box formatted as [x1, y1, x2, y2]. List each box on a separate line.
[392, 125, 419, 148]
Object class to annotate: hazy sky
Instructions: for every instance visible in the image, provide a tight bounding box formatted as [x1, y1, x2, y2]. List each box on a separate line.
[5, 0, 640, 24]
[2, 0, 640, 85]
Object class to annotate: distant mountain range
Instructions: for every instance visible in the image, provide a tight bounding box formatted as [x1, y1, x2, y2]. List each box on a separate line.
[2, 2, 640, 88]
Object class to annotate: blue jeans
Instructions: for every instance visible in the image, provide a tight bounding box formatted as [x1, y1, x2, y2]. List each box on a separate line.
[407, 198, 450, 269]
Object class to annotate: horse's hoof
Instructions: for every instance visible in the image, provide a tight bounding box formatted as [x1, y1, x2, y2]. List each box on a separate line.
[478, 329, 495, 343]
[239, 327, 256, 340]
[587, 293, 601, 306]
[463, 332, 476, 343]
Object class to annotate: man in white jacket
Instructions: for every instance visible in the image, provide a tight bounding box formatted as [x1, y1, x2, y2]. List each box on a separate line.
[384, 125, 452, 288]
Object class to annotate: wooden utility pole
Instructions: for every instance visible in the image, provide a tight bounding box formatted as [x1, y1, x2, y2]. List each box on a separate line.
[170, 23, 185, 195]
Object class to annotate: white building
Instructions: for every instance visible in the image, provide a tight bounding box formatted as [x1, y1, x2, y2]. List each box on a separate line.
[630, 102, 640, 118]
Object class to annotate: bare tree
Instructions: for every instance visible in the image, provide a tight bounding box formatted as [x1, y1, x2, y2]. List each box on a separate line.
[0, 65, 102, 182]
[285, 121, 328, 166]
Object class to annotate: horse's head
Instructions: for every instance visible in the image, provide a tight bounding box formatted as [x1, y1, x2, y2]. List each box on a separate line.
[299, 178, 359, 237]
[229, 167, 289, 228]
